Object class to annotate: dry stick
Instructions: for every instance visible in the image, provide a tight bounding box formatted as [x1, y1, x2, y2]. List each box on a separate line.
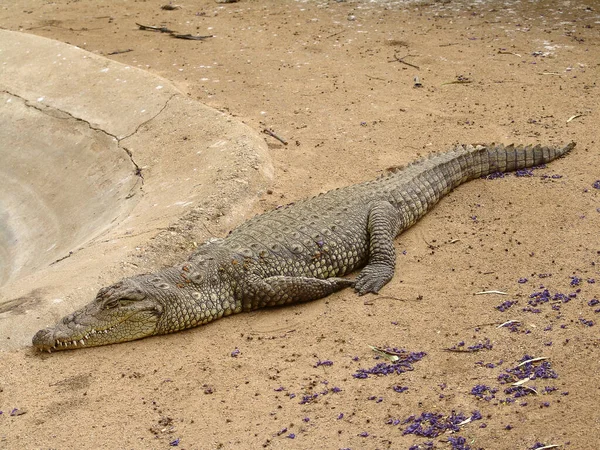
[475, 290, 508, 295]
[498, 50, 522, 57]
[441, 79, 472, 86]
[326, 30, 345, 39]
[363, 295, 406, 305]
[368, 346, 407, 357]
[107, 49, 133, 55]
[390, 53, 420, 69]
[199, 221, 216, 240]
[512, 377, 532, 386]
[517, 356, 548, 367]
[172, 34, 213, 41]
[263, 128, 288, 145]
[99, 228, 163, 244]
[519, 385, 538, 395]
[465, 321, 505, 329]
[50, 251, 73, 266]
[457, 417, 473, 426]
[366, 74, 387, 82]
[497, 320, 520, 328]
[136, 23, 175, 33]
[511, 378, 539, 395]
[27, 24, 101, 31]
[443, 348, 481, 353]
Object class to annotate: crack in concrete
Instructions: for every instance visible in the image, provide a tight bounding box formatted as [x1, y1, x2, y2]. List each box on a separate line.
[120, 93, 177, 141]
[1, 89, 178, 188]
[119, 93, 177, 186]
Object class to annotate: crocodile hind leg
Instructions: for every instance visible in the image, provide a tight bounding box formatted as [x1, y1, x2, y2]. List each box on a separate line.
[243, 275, 355, 310]
[354, 201, 403, 295]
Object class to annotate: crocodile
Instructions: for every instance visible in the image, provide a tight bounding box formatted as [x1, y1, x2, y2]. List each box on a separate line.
[32, 142, 575, 351]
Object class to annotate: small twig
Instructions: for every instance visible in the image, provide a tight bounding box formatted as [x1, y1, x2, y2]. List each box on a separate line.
[539, 72, 561, 75]
[326, 30, 345, 39]
[368, 346, 407, 357]
[517, 356, 548, 367]
[497, 320, 520, 328]
[136, 23, 175, 33]
[512, 377, 531, 386]
[368, 345, 412, 362]
[466, 321, 502, 329]
[531, 445, 560, 450]
[366, 74, 387, 82]
[457, 417, 472, 427]
[369, 345, 399, 361]
[161, 4, 181, 10]
[566, 113, 582, 123]
[200, 221, 216, 238]
[498, 50, 522, 57]
[510, 377, 539, 395]
[172, 34, 213, 40]
[107, 49, 133, 55]
[441, 79, 472, 86]
[520, 385, 538, 395]
[27, 25, 101, 32]
[263, 128, 288, 145]
[363, 295, 405, 305]
[422, 235, 437, 250]
[50, 251, 73, 266]
[475, 290, 508, 295]
[389, 53, 420, 69]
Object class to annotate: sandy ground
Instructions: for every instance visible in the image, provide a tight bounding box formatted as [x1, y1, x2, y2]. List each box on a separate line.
[1, 0, 599, 449]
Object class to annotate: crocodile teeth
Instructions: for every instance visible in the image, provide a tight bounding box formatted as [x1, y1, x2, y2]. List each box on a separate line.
[79, 340, 85, 346]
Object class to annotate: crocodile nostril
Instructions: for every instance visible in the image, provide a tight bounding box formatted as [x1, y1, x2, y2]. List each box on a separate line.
[63, 314, 75, 324]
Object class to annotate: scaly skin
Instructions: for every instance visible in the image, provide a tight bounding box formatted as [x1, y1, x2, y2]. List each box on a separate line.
[32, 142, 575, 351]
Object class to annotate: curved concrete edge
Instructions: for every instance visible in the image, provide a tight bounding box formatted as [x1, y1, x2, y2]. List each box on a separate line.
[0, 90, 140, 285]
[0, 29, 177, 139]
[0, 30, 273, 351]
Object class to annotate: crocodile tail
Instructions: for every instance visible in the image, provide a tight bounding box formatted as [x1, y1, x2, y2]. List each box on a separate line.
[467, 142, 576, 179]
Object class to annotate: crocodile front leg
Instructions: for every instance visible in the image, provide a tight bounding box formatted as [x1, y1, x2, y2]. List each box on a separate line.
[243, 275, 355, 310]
[354, 201, 403, 295]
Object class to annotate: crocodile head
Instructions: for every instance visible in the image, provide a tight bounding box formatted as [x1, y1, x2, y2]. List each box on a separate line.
[32, 278, 164, 352]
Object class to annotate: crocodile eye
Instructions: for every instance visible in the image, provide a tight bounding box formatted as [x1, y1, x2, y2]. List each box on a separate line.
[104, 299, 119, 309]
[104, 289, 146, 309]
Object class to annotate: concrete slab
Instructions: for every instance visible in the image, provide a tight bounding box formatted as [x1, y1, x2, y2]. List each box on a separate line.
[0, 30, 273, 350]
